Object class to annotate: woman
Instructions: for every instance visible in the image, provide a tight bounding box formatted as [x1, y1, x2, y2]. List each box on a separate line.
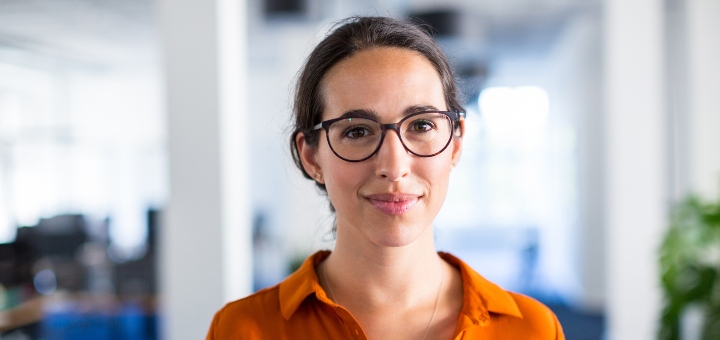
[207, 16, 564, 339]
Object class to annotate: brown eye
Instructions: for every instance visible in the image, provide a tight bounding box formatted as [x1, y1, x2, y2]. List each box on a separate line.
[342, 126, 373, 139]
[410, 120, 436, 132]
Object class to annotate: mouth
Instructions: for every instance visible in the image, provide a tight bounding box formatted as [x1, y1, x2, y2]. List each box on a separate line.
[365, 193, 420, 215]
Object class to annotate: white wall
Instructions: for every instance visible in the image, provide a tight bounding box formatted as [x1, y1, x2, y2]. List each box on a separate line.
[158, 0, 251, 339]
[604, 0, 666, 339]
[686, 0, 720, 200]
[567, 11, 606, 311]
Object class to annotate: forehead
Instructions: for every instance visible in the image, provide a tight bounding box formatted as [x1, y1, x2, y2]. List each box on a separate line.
[320, 47, 446, 120]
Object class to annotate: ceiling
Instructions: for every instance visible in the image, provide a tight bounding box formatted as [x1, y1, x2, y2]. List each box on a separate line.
[0, 0, 595, 72]
[408, 0, 595, 21]
[0, 0, 157, 72]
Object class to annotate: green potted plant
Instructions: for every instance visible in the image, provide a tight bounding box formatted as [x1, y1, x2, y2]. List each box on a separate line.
[659, 194, 720, 339]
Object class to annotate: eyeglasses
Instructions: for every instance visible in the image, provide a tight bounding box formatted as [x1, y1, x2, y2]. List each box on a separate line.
[312, 110, 464, 162]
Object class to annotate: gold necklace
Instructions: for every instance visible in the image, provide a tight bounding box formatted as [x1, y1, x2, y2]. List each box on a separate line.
[321, 264, 445, 340]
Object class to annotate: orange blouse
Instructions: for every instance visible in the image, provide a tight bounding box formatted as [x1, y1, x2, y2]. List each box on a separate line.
[206, 251, 565, 339]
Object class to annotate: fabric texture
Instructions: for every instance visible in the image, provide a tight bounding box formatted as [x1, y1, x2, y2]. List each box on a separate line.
[206, 251, 565, 339]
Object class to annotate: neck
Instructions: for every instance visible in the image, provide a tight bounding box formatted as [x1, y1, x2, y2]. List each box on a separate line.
[321, 222, 444, 309]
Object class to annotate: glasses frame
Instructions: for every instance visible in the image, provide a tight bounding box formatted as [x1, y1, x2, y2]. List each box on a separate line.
[312, 110, 465, 162]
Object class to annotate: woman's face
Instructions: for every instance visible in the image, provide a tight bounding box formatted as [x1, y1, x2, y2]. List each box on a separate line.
[299, 47, 462, 248]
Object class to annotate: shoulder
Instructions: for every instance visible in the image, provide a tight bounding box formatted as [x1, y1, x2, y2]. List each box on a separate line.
[492, 292, 564, 339]
[507, 292, 560, 324]
[220, 285, 282, 316]
[439, 252, 564, 339]
[459, 288, 564, 339]
[206, 286, 283, 339]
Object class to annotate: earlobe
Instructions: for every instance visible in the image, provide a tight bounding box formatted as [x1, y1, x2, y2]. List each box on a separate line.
[296, 132, 323, 182]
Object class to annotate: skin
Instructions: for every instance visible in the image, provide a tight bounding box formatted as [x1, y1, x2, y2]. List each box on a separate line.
[296, 47, 465, 339]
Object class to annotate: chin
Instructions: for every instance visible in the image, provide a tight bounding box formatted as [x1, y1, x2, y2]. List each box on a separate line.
[366, 222, 428, 248]
[336, 206, 435, 248]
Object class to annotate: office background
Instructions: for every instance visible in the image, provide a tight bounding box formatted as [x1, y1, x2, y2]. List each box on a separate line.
[0, 0, 718, 339]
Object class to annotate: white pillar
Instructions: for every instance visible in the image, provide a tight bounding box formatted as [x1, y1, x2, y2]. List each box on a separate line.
[604, 0, 666, 339]
[158, 0, 251, 339]
[687, 0, 720, 199]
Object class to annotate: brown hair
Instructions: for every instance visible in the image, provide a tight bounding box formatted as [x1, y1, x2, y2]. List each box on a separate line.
[290, 16, 464, 195]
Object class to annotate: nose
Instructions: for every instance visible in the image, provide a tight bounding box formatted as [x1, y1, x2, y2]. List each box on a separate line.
[374, 128, 411, 181]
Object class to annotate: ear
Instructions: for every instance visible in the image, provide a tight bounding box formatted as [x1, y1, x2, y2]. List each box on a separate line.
[451, 118, 465, 167]
[296, 132, 324, 183]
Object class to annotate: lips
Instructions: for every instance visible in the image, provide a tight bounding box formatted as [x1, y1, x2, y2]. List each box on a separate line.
[365, 193, 420, 215]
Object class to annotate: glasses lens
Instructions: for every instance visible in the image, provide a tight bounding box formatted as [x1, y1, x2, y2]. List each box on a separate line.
[327, 117, 382, 161]
[325, 112, 454, 161]
[400, 112, 453, 156]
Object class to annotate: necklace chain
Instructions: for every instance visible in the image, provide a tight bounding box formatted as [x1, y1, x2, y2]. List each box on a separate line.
[321, 263, 445, 340]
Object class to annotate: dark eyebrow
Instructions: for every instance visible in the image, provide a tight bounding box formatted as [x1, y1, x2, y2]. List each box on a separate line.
[337, 105, 441, 121]
[337, 109, 379, 120]
[403, 105, 440, 115]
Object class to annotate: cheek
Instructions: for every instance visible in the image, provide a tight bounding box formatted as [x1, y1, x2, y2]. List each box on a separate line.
[325, 167, 367, 214]
[317, 146, 367, 204]
[420, 154, 454, 196]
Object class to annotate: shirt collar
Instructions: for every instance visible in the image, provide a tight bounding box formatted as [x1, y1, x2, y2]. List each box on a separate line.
[279, 250, 332, 320]
[278, 251, 522, 322]
[438, 252, 523, 329]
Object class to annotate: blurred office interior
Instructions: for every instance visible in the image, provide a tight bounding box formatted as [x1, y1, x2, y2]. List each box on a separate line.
[0, 0, 718, 339]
